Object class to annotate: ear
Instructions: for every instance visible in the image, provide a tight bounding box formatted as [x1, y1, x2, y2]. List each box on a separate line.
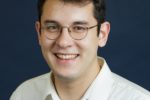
[35, 21, 42, 46]
[98, 22, 110, 47]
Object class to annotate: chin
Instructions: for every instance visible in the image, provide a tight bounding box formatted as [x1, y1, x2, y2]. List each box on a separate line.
[54, 70, 80, 81]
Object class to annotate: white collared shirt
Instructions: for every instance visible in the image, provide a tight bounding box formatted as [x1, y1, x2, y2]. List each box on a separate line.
[10, 57, 150, 100]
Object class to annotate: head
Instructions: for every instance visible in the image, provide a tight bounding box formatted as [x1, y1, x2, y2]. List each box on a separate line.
[35, 0, 110, 81]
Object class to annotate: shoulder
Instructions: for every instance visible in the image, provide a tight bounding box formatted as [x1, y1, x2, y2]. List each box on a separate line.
[110, 72, 150, 100]
[18, 72, 50, 89]
[10, 73, 50, 100]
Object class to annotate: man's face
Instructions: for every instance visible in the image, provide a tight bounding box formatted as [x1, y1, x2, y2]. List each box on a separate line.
[36, 0, 110, 80]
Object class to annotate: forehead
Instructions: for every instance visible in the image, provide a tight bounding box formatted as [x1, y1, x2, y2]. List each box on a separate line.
[41, 0, 97, 25]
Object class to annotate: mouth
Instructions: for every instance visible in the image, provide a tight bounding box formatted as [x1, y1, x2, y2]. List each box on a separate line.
[54, 53, 79, 60]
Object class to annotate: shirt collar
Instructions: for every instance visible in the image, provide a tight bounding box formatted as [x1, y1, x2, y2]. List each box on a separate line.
[81, 57, 114, 100]
[44, 72, 60, 100]
[45, 57, 114, 100]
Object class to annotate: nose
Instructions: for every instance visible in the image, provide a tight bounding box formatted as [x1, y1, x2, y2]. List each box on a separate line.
[55, 28, 73, 48]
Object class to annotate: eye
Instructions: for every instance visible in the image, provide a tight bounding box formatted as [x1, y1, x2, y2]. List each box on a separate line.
[72, 25, 87, 33]
[45, 23, 60, 32]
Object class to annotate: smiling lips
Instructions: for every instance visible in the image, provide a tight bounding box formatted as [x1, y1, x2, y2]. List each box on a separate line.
[55, 53, 79, 60]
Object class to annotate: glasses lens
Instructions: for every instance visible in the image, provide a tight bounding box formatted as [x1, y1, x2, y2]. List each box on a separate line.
[70, 25, 87, 39]
[43, 23, 60, 39]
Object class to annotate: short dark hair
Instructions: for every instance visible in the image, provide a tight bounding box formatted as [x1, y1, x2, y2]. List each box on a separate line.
[37, 0, 106, 34]
[37, 0, 106, 24]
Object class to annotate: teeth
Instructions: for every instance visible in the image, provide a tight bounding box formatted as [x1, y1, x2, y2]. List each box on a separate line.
[56, 54, 78, 60]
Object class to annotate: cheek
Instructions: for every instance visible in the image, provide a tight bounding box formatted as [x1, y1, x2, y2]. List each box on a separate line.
[40, 38, 55, 65]
[77, 34, 99, 54]
[84, 31, 99, 48]
[40, 36, 54, 51]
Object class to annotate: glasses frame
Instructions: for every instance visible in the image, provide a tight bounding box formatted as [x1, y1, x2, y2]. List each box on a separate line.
[41, 24, 98, 40]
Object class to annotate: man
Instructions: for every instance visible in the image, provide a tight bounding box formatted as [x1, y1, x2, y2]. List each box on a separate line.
[10, 0, 150, 100]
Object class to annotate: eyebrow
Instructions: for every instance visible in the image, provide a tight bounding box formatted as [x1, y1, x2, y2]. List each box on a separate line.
[72, 21, 89, 25]
[43, 20, 59, 25]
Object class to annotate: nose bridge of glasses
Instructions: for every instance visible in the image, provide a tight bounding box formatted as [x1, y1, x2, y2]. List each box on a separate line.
[61, 26, 71, 33]
[58, 26, 72, 39]
[56, 26, 74, 46]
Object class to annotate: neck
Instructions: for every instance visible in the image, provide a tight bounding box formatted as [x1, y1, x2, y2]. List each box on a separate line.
[53, 61, 101, 100]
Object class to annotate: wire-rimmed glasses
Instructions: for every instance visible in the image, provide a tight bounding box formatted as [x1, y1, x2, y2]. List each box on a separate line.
[41, 23, 98, 40]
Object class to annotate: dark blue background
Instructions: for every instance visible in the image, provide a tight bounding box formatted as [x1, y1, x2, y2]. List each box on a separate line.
[0, 0, 150, 99]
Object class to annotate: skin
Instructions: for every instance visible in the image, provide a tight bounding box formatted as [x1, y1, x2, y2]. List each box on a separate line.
[36, 0, 110, 99]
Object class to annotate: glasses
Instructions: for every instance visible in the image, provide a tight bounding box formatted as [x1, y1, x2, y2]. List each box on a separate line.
[41, 23, 98, 40]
